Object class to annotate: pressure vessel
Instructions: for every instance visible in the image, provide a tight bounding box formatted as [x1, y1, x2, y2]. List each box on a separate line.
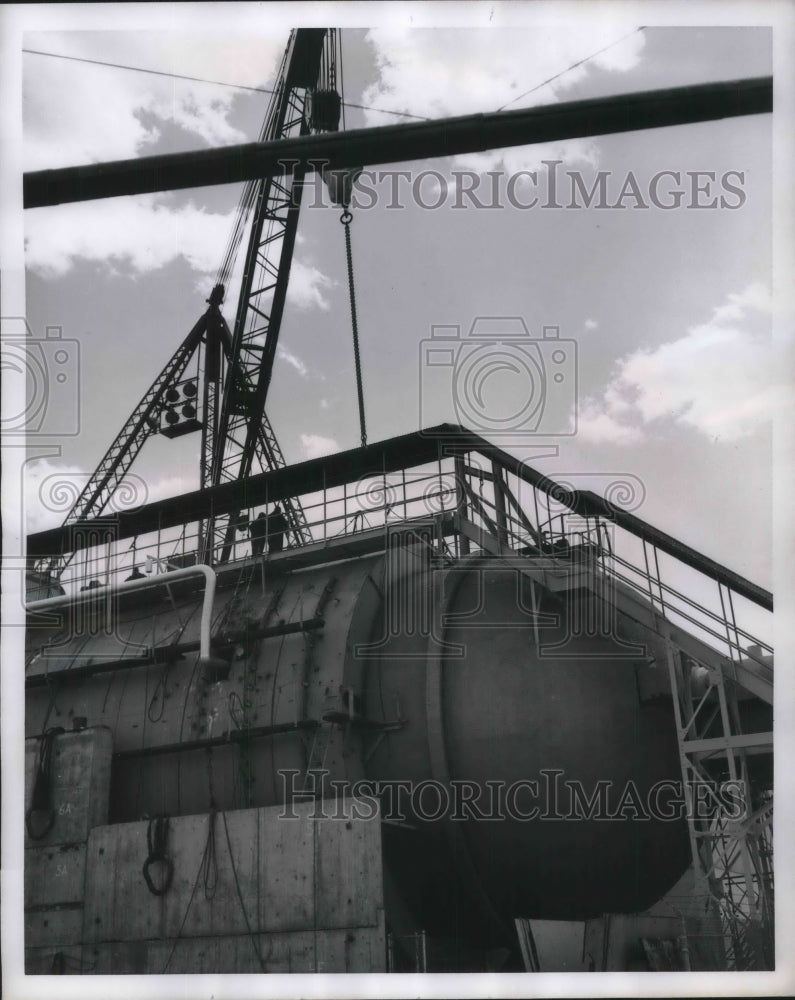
[25, 544, 689, 943]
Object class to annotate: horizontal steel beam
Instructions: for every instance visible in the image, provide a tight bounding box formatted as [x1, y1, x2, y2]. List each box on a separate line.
[24, 76, 771, 207]
[113, 720, 320, 760]
[25, 618, 326, 687]
[683, 732, 774, 755]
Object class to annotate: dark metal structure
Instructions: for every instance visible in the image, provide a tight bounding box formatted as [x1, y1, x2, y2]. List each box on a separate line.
[21, 29, 775, 974]
[24, 425, 774, 972]
[25, 76, 772, 207]
[27, 425, 773, 613]
[207, 28, 342, 561]
[37, 29, 346, 576]
[26, 64, 773, 580]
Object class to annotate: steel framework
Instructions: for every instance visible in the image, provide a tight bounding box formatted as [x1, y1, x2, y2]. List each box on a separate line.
[22, 36, 776, 968]
[665, 627, 773, 969]
[40, 29, 340, 574]
[208, 30, 327, 560]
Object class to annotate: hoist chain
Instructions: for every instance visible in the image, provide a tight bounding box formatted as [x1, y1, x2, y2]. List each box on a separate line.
[341, 209, 367, 448]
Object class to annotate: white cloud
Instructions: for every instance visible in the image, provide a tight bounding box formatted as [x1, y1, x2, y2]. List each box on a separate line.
[24, 459, 88, 533]
[25, 196, 336, 314]
[140, 472, 198, 504]
[584, 318, 599, 330]
[711, 282, 772, 324]
[299, 433, 340, 460]
[577, 284, 784, 444]
[277, 346, 308, 377]
[23, 33, 337, 307]
[575, 400, 643, 445]
[23, 31, 285, 170]
[286, 259, 335, 311]
[362, 27, 646, 172]
[23, 460, 198, 533]
[25, 196, 235, 277]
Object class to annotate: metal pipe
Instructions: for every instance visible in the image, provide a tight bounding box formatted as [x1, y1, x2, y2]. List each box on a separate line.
[25, 615, 327, 688]
[25, 565, 218, 666]
[24, 76, 771, 207]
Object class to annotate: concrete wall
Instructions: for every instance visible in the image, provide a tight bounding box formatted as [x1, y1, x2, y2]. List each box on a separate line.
[26, 792, 385, 974]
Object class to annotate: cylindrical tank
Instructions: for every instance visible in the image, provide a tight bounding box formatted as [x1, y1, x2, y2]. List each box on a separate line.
[360, 550, 690, 939]
[25, 544, 689, 947]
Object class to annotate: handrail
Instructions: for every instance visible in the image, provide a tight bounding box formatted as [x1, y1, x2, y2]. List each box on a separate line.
[601, 553, 771, 662]
[26, 425, 772, 611]
[480, 440, 773, 612]
[25, 565, 218, 667]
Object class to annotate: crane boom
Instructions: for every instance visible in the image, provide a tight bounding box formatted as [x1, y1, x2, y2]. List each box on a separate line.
[43, 29, 339, 575]
[207, 29, 339, 561]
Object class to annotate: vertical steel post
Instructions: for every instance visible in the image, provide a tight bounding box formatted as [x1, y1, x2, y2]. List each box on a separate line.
[454, 455, 470, 556]
[492, 460, 509, 550]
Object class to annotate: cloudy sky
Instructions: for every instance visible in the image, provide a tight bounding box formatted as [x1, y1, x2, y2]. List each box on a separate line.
[4, 4, 788, 597]
[2, 5, 794, 999]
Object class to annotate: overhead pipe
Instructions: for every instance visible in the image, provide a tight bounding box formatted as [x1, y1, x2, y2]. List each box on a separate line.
[25, 564, 223, 671]
[24, 76, 772, 208]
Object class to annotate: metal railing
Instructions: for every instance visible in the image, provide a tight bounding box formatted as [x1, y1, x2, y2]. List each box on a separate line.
[26, 438, 773, 670]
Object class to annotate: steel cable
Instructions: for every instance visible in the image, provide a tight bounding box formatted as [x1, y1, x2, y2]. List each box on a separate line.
[221, 808, 267, 972]
[25, 726, 65, 841]
[341, 210, 367, 448]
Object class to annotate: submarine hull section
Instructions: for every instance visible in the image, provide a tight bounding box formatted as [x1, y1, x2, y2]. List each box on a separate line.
[25, 549, 689, 939]
[360, 556, 690, 925]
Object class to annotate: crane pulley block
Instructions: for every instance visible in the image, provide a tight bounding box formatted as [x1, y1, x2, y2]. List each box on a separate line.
[323, 166, 362, 208]
[309, 88, 342, 133]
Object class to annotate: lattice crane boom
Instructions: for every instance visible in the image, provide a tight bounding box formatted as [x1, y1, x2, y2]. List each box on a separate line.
[64, 315, 206, 526]
[49, 28, 340, 573]
[208, 28, 340, 560]
[37, 311, 212, 579]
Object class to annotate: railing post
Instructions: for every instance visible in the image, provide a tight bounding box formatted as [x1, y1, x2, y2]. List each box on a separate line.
[491, 461, 509, 550]
[454, 454, 470, 556]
